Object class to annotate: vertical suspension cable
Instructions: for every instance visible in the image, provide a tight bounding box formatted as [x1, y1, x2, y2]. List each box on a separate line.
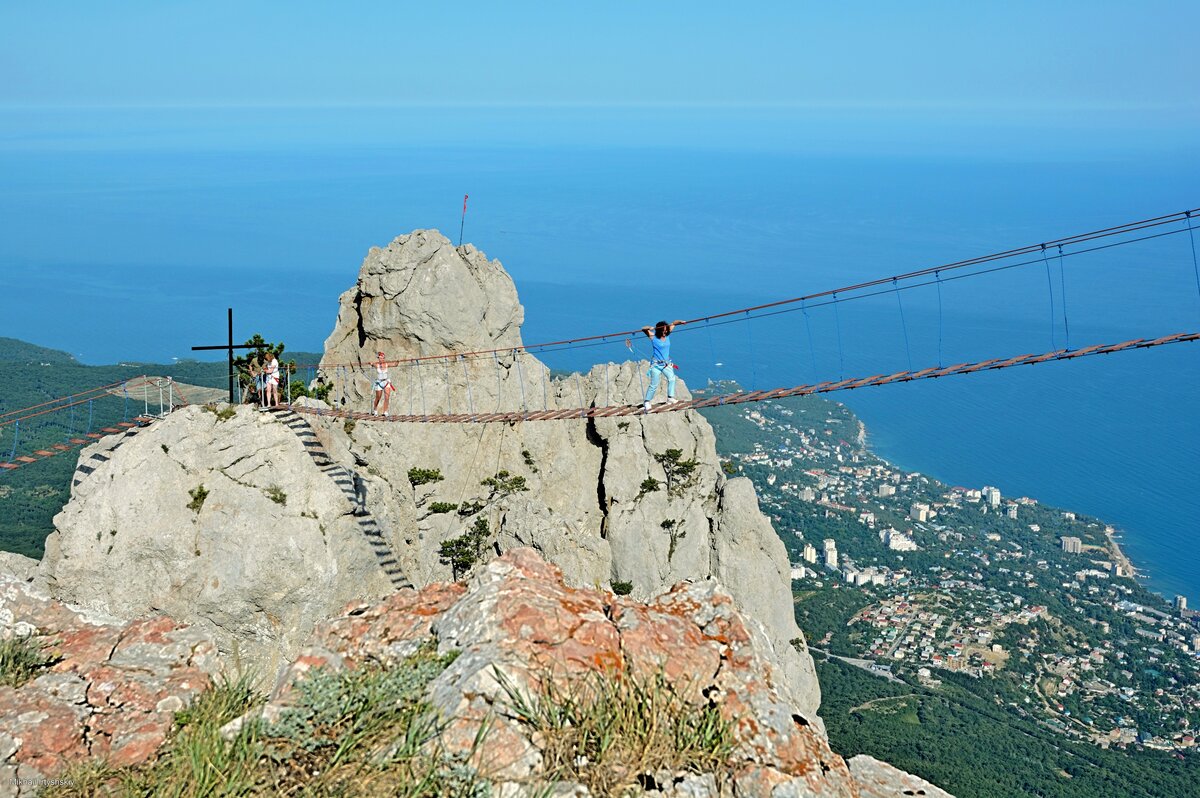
[444, 358, 453, 415]
[406, 361, 414, 417]
[9, 420, 18, 461]
[893, 279, 914, 372]
[744, 311, 757, 390]
[700, 316, 715, 369]
[1187, 211, 1200, 315]
[539, 352, 549, 411]
[514, 350, 528, 415]
[417, 360, 428, 418]
[832, 294, 845, 380]
[461, 356, 475, 418]
[87, 400, 93, 434]
[1056, 245, 1071, 352]
[122, 382, 129, 422]
[630, 336, 647, 399]
[935, 271, 944, 367]
[801, 300, 818, 378]
[1041, 245, 1058, 351]
[574, 372, 586, 418]
[493, 353, 503, 412]
[604, 360, 611, 408]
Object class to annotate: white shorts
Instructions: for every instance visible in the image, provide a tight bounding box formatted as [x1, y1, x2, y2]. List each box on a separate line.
[374, 379, 391, 392]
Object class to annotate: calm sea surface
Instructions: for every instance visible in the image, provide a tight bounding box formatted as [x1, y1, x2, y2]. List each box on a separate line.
[1, 106, 1196, 599]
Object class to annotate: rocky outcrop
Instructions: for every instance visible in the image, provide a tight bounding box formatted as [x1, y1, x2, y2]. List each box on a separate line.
[309, 229, 820, 717]
[243, 549, 952, 797]
[0, 575, 217, 794]
[0, 553, 37, 584]
[322, 229, 531, 411]
[40, 230, 816, 720]
[39, 405, 399, 678]
[848, 755, 955, 798]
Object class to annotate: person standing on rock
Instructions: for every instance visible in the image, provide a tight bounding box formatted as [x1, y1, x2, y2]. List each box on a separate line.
[372, 351, 393, 416]
[245, 360, 262, 404]
[641, 319, 685, 411]
[262, 352, 280, 408]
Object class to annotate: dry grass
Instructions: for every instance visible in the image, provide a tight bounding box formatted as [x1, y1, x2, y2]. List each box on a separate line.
[46, 645, 487, 798]
[500, 667, 735, 797]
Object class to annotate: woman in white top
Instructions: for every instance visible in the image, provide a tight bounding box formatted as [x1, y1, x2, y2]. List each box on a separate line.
[372, 351, 393, 416]
[263, 352, 280, 408]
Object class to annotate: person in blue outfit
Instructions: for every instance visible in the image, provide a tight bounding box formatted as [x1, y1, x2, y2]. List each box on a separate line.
[641, 319, 686, 411]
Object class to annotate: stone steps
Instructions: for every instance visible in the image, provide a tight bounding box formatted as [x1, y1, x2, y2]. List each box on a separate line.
[269, 407, 412, 591]
[71, 421, 151, 489]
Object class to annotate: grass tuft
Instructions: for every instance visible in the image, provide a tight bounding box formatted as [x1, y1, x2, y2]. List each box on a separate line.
[0, 636, 56, 688]
[500, 667, 735, 798]
[46, 645, 482, 798]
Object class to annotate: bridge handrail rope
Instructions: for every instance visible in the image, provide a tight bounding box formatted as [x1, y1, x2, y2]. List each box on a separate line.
[285, 330, 1198, 426]
[301, 208, 1199, 371]
[0, 378, 135, 422]
[0, 376, 157, 429]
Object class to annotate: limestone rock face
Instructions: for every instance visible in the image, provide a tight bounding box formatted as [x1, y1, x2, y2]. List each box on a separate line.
[321, 229, 531, 410]
[0, 575, 217, 794]
[39, 405, 397, 678]
[849, 755, 956, 798]
[0, 552, 37, 583]
[304, 232, 821, 718]
[259, 549, 861, 796]
[41, 231, 818, 720]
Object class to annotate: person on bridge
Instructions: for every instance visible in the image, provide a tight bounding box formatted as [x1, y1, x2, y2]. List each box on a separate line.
[262, 352, 280, 408]
[372, 351, 393, 416]
[641, 319, 685, 412]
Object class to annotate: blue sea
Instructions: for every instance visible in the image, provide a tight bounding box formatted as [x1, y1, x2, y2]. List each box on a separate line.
[1, 105, 1197, 600]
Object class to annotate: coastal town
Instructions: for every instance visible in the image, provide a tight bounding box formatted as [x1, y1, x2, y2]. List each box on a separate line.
[700, 391, 1200, 754]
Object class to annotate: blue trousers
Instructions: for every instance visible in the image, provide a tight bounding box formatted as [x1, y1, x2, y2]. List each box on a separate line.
[644, 362, 676, 403]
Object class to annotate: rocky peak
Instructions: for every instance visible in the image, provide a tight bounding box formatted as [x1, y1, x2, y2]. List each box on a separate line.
[38, 232, 824, 722]
[322, 229, 526, 408]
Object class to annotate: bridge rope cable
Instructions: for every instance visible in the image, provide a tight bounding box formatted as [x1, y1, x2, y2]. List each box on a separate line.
[297, 216, 1200, 382]
[0, 378, 135, 423]
[301, 208, 1198, 371]
[692, 222, 1200, 333]
[286, 330, 1199, 425]
[0, 377, 162, 429]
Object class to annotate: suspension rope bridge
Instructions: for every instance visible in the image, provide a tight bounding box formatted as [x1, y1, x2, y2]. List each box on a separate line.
[1, 208, 1197, 473]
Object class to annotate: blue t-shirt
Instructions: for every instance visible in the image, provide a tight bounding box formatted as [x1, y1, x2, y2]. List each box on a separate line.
[651, 335, 671, 364]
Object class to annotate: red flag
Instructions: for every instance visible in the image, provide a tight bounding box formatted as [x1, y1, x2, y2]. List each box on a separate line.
[463, 194, 469, 214]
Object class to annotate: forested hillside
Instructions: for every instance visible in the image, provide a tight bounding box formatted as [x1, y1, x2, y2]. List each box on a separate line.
[0, 338, 318, 557]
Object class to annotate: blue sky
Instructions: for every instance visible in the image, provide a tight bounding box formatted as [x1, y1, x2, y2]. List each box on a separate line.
[2, 1, 1197, 116]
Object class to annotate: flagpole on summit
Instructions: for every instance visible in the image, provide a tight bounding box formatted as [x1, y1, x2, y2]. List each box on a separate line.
[458, 194, 468, 247]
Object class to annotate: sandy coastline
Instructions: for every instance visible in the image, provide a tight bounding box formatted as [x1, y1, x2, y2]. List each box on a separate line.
[1104, 526, 1140, 580]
